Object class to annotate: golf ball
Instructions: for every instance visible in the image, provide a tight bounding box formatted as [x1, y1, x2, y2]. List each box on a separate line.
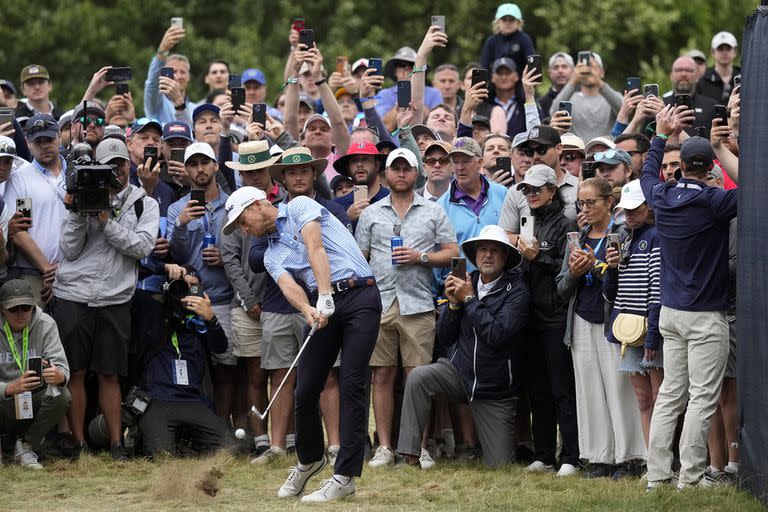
[235, 428, 246, 440]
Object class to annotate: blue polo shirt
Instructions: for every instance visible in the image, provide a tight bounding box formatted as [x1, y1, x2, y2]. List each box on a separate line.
[265, 196, 372, 291]
[640, 136, 736, 311]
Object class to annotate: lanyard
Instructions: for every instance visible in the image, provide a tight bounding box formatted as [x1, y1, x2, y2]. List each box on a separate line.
[589, 217, 615, 256]
[4, 323, 29, 373]
[584, 217, 615, 287]
[171, 331, 181, 359]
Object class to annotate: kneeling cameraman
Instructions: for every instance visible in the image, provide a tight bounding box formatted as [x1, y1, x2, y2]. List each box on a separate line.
[138, 267, 236, 456]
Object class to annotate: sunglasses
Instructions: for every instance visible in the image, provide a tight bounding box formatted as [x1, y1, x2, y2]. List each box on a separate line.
[132, 117, 161, 129]
[8, 304, 33, 313]
[594, 149, 625, 163]
[77, 116, 105, 127]
[575, 197, 608, 209]
[521, 186, 545, 197]
[522, 145, 551, 157]
[561, 153, 580, 162]
[424, 156, 450, 166]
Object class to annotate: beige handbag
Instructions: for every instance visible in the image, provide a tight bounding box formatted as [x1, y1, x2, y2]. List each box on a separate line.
[612, 313, 648, 358]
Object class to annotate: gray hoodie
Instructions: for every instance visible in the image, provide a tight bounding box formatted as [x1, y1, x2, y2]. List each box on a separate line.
[53, 184, 160, 306]
[0, 306, 70, 400]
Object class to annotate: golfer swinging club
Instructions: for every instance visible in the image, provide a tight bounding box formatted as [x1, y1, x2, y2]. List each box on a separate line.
[223, 185, 381, 503]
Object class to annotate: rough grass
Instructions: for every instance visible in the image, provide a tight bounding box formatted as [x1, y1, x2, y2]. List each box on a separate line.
[3, 451, 764, 512]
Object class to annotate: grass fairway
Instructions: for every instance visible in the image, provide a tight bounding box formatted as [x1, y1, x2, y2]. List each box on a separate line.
[3, 451, 763, 511]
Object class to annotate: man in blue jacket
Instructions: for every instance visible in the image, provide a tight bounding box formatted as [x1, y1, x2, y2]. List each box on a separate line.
[397, 224, 529, 468]
[641, 105, 737, 490]
[138, 271, 235, 456]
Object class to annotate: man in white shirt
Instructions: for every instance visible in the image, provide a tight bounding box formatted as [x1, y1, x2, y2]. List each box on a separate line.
[4, 115, 67, 303]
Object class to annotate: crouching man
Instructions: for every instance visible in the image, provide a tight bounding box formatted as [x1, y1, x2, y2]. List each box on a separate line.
[397, 225, 529, 468]
[137, 269, 236, 456]
[0, 279, 70, 469]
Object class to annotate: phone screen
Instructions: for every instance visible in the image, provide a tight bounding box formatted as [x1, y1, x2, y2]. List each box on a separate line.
[299, 29, 315, 49]
[231, 87, 246, 111]
[397, 81, 411, 108]
[28, 356, 43, 389]
[451, 257, 467, 280]
[160, 67, 175, 79]
[143, 146, 158, 169]
[190, 189, 206, 208]
[471, 68, 489, 90]
[368, 58, 383, 76]
[253, 103, 267, 125]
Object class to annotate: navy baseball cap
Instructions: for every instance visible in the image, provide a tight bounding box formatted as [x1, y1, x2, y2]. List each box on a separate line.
[162, 120, 193, 142]
[492, 57, 517, 74]
[242, 68, 266, 85]
[0, 79, 16, 95]
[26, 114, 59, 141]
[680, 136, 714, 171]
[193, 103, 220, 124]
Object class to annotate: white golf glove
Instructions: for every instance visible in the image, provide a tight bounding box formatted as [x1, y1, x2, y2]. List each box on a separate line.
[316, 292, 335, 318]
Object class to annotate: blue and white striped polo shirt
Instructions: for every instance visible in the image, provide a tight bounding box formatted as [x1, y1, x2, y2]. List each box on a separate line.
[265, 195, 371, 291]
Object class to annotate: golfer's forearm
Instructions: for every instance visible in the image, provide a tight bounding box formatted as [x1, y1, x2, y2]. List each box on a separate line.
[307, 247, 332, 294]
[277, 274, 312, 312]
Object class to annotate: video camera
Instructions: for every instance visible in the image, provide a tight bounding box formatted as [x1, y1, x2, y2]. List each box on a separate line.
[64, 102, 122, 214]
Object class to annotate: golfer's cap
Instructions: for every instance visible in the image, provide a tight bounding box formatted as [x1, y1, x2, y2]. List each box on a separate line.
[223, 186, 267, 235]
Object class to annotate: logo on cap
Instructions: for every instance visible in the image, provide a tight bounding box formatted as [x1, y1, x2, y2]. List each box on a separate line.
[291, 154, 302, 163]
[109, 143, 118, 152]
[530, 128, 539, 138]
[226, 204, 235, 214]
[169, 125, 185, 132]
[29, 67, 39, 74]
[247, 155, 256, 163]
[623, 185, 630, 193]
[455, 139, 465, 148]
[356, 141, 366, 149]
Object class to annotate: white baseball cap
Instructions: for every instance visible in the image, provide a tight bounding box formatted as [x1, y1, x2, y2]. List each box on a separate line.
[184, 142, 216, 164]
[302, 113, 331, 133]
[711, 31, 738, 49]
[385, 148, 418, 168]
[223, 186, 267, 236]
[616, 179, 646, 210]
[585, 136, 615, 153]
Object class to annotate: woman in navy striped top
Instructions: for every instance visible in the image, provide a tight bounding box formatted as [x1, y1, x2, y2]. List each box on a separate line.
[604, 179, 663, 461]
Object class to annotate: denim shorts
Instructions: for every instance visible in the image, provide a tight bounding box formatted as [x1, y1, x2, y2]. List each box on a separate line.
[618, 344, 663, 375]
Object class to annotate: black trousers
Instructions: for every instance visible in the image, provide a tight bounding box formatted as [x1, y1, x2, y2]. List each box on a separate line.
[138, 399, 235, 456]
[526, 324, 580, 466]
[296, 285, 381, 477]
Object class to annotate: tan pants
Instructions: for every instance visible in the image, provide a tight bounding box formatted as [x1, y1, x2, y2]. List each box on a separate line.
[647, 306, 729, 484]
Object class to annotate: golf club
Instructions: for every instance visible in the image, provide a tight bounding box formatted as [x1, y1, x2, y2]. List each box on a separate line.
[251, 320, 319, 421]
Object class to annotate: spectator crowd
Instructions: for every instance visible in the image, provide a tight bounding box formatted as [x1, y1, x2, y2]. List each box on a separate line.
[0, 3, 743, 502]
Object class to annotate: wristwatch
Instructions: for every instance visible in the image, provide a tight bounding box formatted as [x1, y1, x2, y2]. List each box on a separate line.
[419, 252, 430, 265]
[463, 295, 475, 304]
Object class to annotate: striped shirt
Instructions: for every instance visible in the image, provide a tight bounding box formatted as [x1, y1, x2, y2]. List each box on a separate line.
[266, 195, 372, 291]
[604, 224, 662, 349]
[3, 158, 68, 273]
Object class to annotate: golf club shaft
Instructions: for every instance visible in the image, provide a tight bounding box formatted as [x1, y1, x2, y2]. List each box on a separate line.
[252, 321, 319, 419]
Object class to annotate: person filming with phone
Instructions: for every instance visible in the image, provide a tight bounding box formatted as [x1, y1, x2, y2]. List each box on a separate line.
[396, 224, 529, 468]
[0, 279, 70, 469]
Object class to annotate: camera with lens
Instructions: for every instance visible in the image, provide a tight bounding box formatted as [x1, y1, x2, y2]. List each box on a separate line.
[87, 386, 151, 449]
[162, 279, 207, 331]
[64, 141, 122, 214]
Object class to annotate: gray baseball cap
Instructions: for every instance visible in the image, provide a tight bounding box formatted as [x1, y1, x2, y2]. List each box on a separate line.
[95, 138, 130, 164]
[0, 279, 36, 309]
[516, 164, 557, 190]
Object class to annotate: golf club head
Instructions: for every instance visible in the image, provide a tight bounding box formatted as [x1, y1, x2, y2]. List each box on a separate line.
[250, 405, 267, 421]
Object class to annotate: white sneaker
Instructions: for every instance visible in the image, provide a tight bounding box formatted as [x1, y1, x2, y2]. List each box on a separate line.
[277, 457, 326, 498]
[301, 476, 355, 502]
[327, 444, 340, 466]
[420, 448, 436, 470]
[250, 446, 285, 465]
[526, 460, 555, 472]
[368, 446, 394, 468]
[557, 463, 579, 476]
[14, 439, 43, 469]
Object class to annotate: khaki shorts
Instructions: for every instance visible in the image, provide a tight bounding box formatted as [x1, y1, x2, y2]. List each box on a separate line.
[261, 311, 304, 370]
[230, 306, 263, 358]
[370, 299, 435, 367]
[211, 304, 237, 366]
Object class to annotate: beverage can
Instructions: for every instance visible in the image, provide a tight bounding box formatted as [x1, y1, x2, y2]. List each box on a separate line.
[391, 236, 403, 265]
[203, 233, 216, 249]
